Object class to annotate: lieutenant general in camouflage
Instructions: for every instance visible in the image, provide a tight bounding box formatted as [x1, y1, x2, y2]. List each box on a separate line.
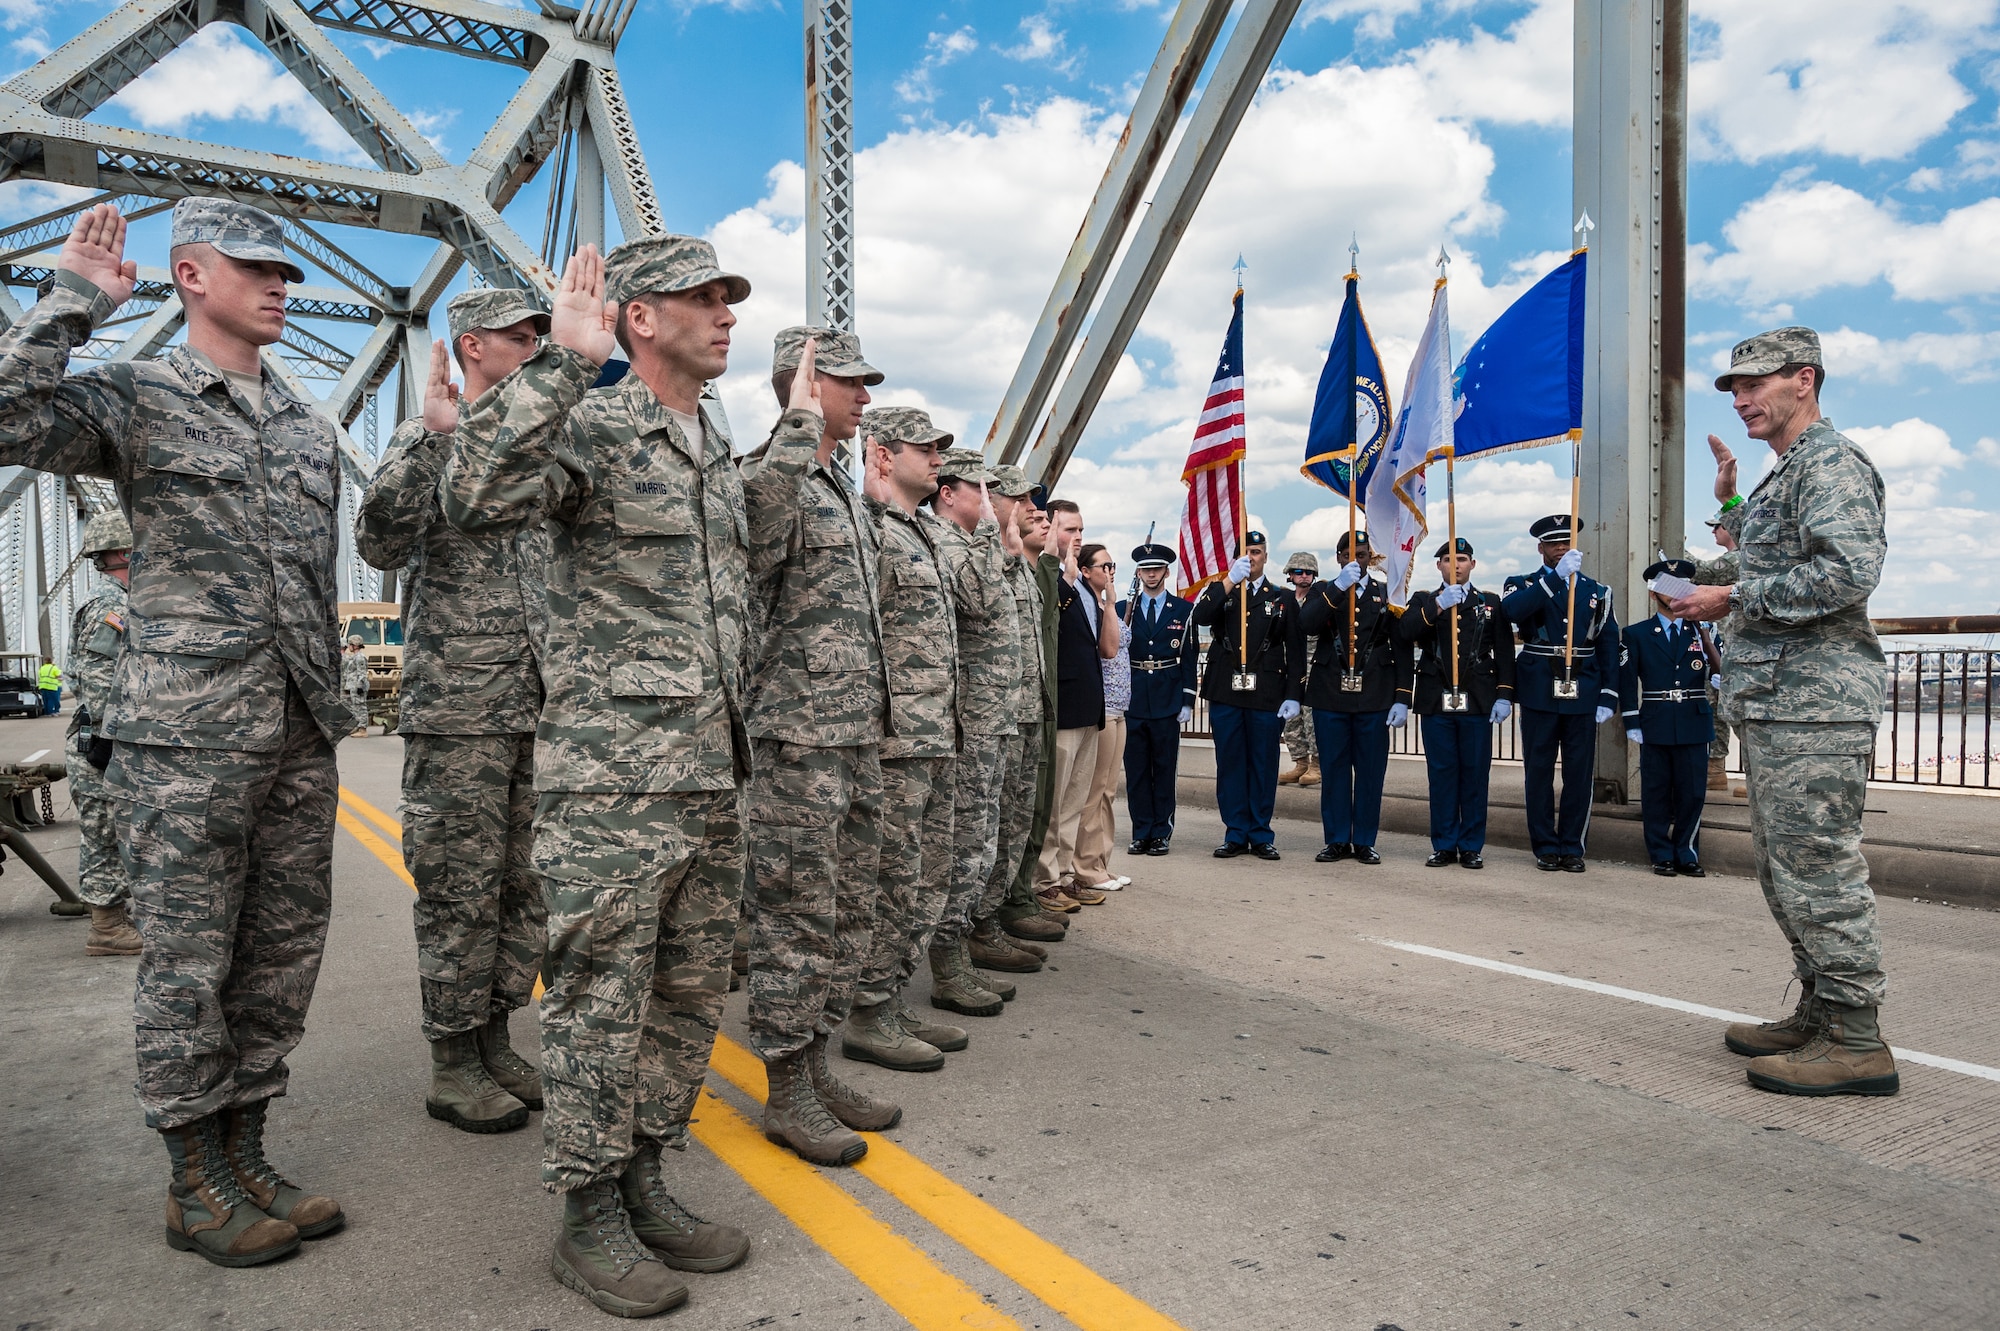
[68, 509, 138, 956]
[0, 199, 346, 1264]
[739, 324, 901, 1167]
[1681, 324, 1898, 1099]
[442, 240, 752, 1315]
[838, 407, 965, 1073]
[357, 286, 554, 1135]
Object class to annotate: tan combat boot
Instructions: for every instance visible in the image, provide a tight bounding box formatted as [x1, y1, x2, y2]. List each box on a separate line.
[1298, 760, 1321, 787]
[1278, 759, 1307, 785]
[84, 902, 142, 956]
[762, 1050, 867, 1165]
[619, 1138, 751, 1272]
[426, 1031, 528, 1133]
[1002, 912, 1065, 944]
[1724, 981, 1819, 1057]
[223, 1099, 344, 1238]
[954, 936, 1015, 1001]
[552, 1177, 689, 1316]
[476, 1011, 545, 1110]
[1746, 1001, 1899, 1097]
[841, 1000, 945, 1072]
[968, 918, 1043, 973]
[161, 1115, 299, 1267]
[894, 1001, 968, 1052]
[928, 940, 1003, 1017]
[806, 1032, 904, 1129]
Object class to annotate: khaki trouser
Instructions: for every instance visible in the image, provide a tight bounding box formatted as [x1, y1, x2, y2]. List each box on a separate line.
[1071, 713, 1126, 883]
[1033, 725, 1099, 893]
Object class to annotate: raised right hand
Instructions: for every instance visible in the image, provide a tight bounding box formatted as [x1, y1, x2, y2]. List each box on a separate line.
[59, 204, 137, 308]
[421, 339, 460, 434]
[550, 244, 617, 366]
[1708, 433, 1739, 504]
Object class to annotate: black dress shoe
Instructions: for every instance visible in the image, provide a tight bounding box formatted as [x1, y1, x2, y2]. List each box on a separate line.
[1128, 838, 1150, 855]
[1354, 845, 1381, 865]
[1313, 844, 1340, 863]
[1425, 849, 1457, 868]
[1677, 862, 1705, 878]
[1459, 852, 1484, 870]
[1562, 855, 1587, 873]
[1148, 840, 1171, 856]
[1535, 856, 1564, 872]
[1250, 843, 1281, 861]
[1652, 862, 1677, 877]
[1214, 842, 1247, 858]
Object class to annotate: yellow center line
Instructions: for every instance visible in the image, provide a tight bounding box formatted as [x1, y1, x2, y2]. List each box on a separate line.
[333, 783, 1191, 1331]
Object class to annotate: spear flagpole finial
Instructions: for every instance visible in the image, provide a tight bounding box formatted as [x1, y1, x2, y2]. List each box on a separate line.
[1348, 234, 1360, 278]
[1574, 210, 1595, 246]
[1233, 252, 1248, 290]
[1436, 246, 1451, 280]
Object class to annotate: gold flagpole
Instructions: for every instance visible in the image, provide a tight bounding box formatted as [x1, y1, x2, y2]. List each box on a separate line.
[1447, 446, 1460, 697]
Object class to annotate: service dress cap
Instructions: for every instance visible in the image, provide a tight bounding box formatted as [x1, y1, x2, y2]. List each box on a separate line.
[446, 288, 550, 344]
[774, 326, 884, 385]
[861, 406, 950, 448]
[603, 234, 750, 306]
[1715, 325, 1821, 391]
[1131, 542, 1176, 568]
[1530, 513, 1581, 543]
[169, 198, 304, 283]
[1644, 558, 1696, 582]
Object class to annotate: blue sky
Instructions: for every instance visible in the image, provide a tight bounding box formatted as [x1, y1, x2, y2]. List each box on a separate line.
[5, 0, 1998, 616]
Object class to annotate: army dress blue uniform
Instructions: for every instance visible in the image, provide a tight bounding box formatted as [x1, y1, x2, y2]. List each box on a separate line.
[1298, 556, 1412, 860]
[1192, 557, 1306, 856]
[1117, 543, 1199, 854]
[1501, 515, 1621, 869]
[1620, 562, 1715, 874]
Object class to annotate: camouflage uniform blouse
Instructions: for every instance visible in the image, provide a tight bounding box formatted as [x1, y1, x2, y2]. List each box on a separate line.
[868, 497, 960, 760]
[932, 517, 1019, 738]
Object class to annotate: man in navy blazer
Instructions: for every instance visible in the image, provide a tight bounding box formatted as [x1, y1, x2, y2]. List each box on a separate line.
[1620, 559, 1718, 876]
[1118, 543, 1198, 855]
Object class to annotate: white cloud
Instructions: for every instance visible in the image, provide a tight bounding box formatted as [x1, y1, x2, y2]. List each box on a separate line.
[1975, 436, 2000, 464]
[1689, 0, 1996, 163]
[896, 28, 978, 105]
[997, 15, 1075, 74]
[106, 27, 373, 163]
[1405, 0, 1571, 128]
[0, 180, 95, 226]
[1814, 326, 2000, 384]
[1844, 417, 1998, 612]
[1690, 180, 2000, 304]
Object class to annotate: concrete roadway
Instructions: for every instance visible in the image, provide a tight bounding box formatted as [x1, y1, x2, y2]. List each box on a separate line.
[3, 718, 1997, 1330]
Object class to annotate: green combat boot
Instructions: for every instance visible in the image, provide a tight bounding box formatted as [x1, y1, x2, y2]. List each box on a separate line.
[84, 902, 142, 956]
[224, 1099, 344, 1238]
[929, 940, 1003, 1018]
[619, 1139, 750, 1273]
[807, 1032, 903, 1129]
[762, 1050, 867, 1166]
[427, 1031, 529, 1133]
[1725, 981, 1820, 1056]
[968, 918, 1043, 973]
[552, 1178, 689, 1317]
[161, 1115, 299, 1268]
[840, 1000, 945, 1072]
[477, 1011, 545, 1110]
[1747, 1001, 1900, 1097]
[895, 1001, 969, 1053]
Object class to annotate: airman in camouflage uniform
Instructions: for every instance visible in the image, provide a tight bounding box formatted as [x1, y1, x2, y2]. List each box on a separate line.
[0, 199, 345, 1266]
[740, 325, 901, 1167]
[443, 240, 753, 1317]
[357, 287, 554, 1136]
[67, 509, 137, 955]
[984, 467, 1059, 951]
[1682, 326, 1897, 1098]
[841, 407, 967, 1073]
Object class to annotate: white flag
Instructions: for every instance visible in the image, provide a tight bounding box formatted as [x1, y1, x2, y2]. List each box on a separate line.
[1368, 277, 1453, 605]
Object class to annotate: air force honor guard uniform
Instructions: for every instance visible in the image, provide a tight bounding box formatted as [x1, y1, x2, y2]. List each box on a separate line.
[1501, 514, 1621, 872]
[1620, 560, 1716, 876]
[1118, 543, 1198, 855]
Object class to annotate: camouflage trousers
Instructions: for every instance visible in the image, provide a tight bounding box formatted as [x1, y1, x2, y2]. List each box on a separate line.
[67, 756, 127, 907]
[856, 756, 956, 1008]
[745, 740, 884, 1061]
[403, 732, 544, 1042]
[1004, 714, 1056, 921]
[1740, 721, 1885, 1008]
[1283, 709, 1317, 765]
[108, 687, 336, 1130]
[939, 734, 1006, 943]
[981, 720, 1043, 923]
[534, 787, 742, 1192]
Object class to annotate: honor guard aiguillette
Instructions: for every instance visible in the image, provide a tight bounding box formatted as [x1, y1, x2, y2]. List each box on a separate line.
[1117, 542, 1199, 855]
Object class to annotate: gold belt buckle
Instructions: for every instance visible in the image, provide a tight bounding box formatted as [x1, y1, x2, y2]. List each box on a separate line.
[1440, 690, 1470, 713]
[1230, 670, 1258, 692]
[1339, 671, 1365, 693]
[1552, 678, 1580, 700]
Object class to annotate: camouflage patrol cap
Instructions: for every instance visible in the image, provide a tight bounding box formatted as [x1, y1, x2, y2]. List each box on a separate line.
[169, 198, 304, 283]
[1283, 551, 1319, 575]
[988, 464, 1035, 498]
[862, 406, 951, 449]
[774, 326, 885, 385]
[937, 447, 992, 486]
[446, 287, 550, 345]
[1715, 326, 1821, 391]
[603, 234, 750, 306]
[80, 510, 132, 557]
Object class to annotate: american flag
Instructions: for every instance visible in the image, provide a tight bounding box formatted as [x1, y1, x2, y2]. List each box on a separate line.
[1177, 288, 1246, 597]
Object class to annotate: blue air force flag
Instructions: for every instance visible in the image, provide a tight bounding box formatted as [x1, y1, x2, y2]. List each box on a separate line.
[1302, 271, 1392, 500]
[1451, 249, 1586, 458]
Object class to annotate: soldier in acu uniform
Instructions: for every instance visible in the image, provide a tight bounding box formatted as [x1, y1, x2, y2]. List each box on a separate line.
[1277, 551, 1321, 788]
[1117, 542, 1198, 855]
[67, 510, 137, 956]
[1619, 559, 1716, 877]
[444, 241, 753, 1317]
[357, 288, 554, 1136]
[1677, 327, 1898, 1098]
[1503, 514, 1621, 873]
[0, 200, 345, 1266]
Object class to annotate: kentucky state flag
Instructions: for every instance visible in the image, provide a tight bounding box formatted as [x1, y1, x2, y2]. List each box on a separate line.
[1301, 271, 1392, 500]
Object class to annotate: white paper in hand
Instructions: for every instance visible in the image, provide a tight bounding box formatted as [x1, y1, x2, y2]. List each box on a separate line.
[1649, 572, 1698, 602]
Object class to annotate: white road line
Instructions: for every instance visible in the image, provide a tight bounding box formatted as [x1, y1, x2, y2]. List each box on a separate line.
[1364, 936, 2000, 1086]
[22, 749, 45, 762]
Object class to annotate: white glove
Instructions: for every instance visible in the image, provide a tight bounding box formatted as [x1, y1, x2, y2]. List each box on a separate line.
[1227, 555, 1253, 585]
[1595, 705, 1615, 725]
[1555, 549, 1583, 580]
[1178, 706, 1193, 726]
[1387, 702, 1409, 728]
[1710, 674, 1722, 690]
[1488, 700, 1511, 725]
[1277, 699, 1301, 721]
[1332, 561, 1362, 591]
[1626, 728, 1644, 745]
[1435, 583, 1467, 609]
